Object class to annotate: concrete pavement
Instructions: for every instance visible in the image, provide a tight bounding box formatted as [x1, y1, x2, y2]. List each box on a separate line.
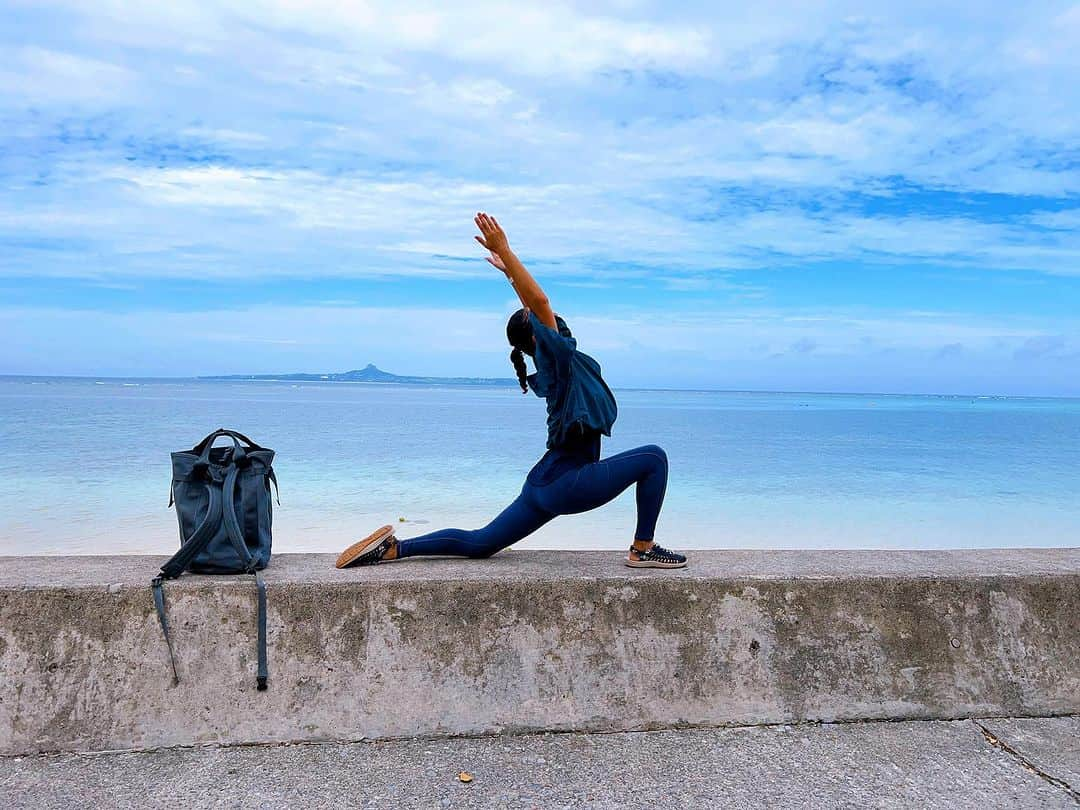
[2, 716, 1077, 809]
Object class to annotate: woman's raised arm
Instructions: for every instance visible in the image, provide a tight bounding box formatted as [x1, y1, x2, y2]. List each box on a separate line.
[474, 212, 557, 330]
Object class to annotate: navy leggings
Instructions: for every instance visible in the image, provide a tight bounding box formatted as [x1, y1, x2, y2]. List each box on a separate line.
[397, 444, 668, 559]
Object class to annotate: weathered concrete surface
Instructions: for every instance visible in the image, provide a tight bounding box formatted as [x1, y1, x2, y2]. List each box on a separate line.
[0, 549, 1078, 755]
[2, 718, 1078, 809]
[980, 717, 1080, 794]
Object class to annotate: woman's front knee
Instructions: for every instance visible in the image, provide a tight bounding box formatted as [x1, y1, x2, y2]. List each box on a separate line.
[640, 444, 668, 468]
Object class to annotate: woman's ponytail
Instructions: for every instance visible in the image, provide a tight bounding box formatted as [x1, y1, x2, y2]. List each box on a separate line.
[506, 308, 534, 395]
[510, 347, 528, 394]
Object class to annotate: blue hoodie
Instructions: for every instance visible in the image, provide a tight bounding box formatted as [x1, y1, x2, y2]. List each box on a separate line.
[524, 311, 618, 485]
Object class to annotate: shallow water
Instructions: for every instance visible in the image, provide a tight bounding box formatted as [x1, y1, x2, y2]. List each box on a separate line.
[1, 377, 1078, 555]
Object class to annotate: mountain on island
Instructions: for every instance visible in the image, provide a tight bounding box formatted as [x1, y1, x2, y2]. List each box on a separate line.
[201, 363, 517, 387]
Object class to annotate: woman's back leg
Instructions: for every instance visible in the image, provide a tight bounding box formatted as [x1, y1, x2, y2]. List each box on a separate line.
[395, 487, 554, 559]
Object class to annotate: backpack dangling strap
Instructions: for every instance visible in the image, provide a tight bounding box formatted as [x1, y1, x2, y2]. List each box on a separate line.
[151, 576, 180, 686]
[255, 571, 268, 691]
[220, 465, 270, 691]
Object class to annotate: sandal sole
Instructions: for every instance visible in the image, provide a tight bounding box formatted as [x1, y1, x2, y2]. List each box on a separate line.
[336, 525, 395, 569]
[624, 558, 687, 569]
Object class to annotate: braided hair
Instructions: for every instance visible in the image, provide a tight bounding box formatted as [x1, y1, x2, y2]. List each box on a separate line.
[509, 347, 529, 393]
[505, 308, 572, 394]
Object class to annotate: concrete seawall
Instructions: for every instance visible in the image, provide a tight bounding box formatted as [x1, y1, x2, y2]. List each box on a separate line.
[1, 549, 1077, 755]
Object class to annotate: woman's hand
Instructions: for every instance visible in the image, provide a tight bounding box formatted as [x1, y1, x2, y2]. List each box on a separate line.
[474, 212, 510, 256]
[473, 210, 556, 329]
[485, 249, 508, 274]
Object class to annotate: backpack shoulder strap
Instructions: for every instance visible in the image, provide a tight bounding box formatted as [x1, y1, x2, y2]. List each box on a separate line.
[161, 480, 223, 579]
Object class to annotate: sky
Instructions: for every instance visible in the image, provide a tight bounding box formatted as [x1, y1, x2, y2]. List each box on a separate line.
[1, 1, 1078, 395]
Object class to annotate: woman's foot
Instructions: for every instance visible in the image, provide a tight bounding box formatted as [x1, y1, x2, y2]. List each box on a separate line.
[335, 525, 399, 568]
[625, 540, 687, 569]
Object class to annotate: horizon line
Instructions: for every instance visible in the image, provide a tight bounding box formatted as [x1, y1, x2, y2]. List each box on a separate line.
[1, 373, 1077, 402]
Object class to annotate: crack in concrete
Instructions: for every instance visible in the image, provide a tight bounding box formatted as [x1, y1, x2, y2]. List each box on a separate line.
[974, 721, 1080, 805]
[4, 713, 1079, 759]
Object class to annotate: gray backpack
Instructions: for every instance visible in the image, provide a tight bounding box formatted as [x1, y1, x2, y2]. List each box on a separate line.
[152, 428, 279, 690]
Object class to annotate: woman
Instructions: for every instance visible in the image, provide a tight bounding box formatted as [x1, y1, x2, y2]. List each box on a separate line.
[336, 212, 687, 569]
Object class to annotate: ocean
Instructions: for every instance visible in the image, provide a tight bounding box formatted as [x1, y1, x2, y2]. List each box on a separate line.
[1, 376, 1078, 556]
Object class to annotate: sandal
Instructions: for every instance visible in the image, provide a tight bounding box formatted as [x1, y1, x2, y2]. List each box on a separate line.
[625, 542, 687, 569]
[336, 525, 396, 568]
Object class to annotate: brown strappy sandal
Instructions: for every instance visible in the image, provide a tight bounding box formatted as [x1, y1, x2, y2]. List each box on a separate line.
[335, 524, 396, 568]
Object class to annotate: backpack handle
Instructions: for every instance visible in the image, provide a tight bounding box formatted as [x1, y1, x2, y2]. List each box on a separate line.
[192, 428, 261, 456]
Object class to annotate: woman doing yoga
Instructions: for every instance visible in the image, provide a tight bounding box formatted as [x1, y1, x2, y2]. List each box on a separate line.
[336, 212, 687, 570]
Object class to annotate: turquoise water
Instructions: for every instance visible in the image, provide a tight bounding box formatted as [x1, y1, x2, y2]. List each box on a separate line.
[1, 377, 1078, 555]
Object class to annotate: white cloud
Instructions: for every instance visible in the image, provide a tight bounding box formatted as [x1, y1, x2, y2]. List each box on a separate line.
[1, 4, 1078, 311]
[113, 168, 1080, 273]
[1029, 209, 1080, 230]
[3, 160, 1078, 283]
[180, 127, 269, 144]
[0, 47, 135, 102]
[446, 79, 514, 108]
[6, 2, 1078, 202]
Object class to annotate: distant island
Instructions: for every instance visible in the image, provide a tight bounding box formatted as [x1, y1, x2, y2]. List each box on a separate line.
[200, 363, 518, 387]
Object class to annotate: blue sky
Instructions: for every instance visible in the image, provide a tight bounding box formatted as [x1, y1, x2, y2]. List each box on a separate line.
[1, 2, 1078, 395]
